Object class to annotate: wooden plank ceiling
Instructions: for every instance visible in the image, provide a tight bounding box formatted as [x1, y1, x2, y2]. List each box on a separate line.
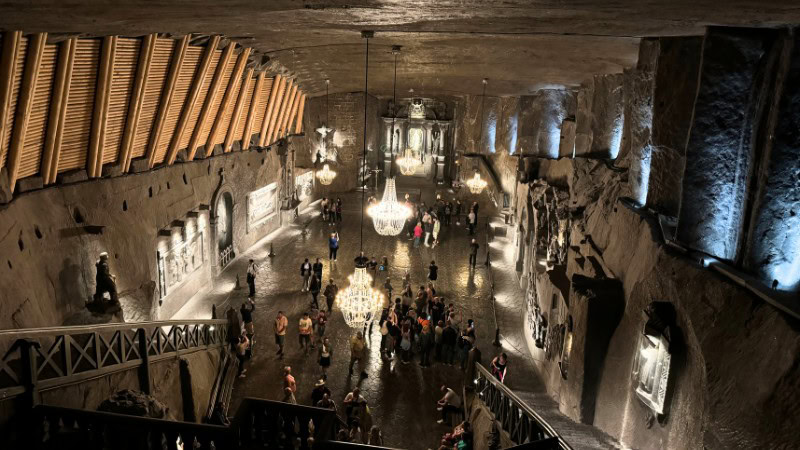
[0, 31, 306, 195]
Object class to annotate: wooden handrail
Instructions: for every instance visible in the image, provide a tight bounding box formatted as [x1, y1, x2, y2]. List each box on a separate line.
[0, 319, 226, 337]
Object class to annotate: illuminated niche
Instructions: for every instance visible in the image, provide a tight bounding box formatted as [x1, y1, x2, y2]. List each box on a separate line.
[631, 305, 672, 416]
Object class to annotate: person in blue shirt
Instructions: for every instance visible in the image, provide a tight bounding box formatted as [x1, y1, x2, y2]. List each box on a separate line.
[329, 232, 339, 261]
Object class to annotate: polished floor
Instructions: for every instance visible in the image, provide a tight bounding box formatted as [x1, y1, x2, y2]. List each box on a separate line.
[175, 180, 618, 449]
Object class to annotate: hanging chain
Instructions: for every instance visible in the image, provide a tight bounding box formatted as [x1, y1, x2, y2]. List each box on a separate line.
[389, 48, 398, 178]
[478, 79, 487, 152]
[359, 33, 371, 252]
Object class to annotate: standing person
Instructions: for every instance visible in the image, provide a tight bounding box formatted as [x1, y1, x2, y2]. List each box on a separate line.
[324, 279, 338, 312]
[424, 217, 434, 247]
[312, 379, 332, 406]
[318, 337, 333, 379]
[445, 202, 452, 226]
[313, 257, 324, 283]
[246, 259, 258, 298]
[383, 278, 393, 300]
[282, 387, 297, 404]
[432, 218, 441, 248]
[299, 312, 313, 355]
[335, 198, 343, 223]
[428, 261, 438, 287]
[379, 256, 389, 276]
[316, 310, 327, 346]
[402, 271, 411, 291]
[240, 299, 255, 340]
[469, 238, 480, 269]
[344, 388, 366, 426]
[367, 257, 378, 282]
[321, 197, 329, 222]
[419, 324, 433, 368]
[467, 209, 476, 235]
[436, 385, 462, 425]
[472, 201, 480, 217]
[329, 201, 337, 226]
[300, 258, 312, 291]
[455, 200, 463, 225]
[349, 331, 368, 378]
[235, 332, 249, 378]
[274, 311, 288, 358]
[442, 320, 457, 365]
[490, 353, 508, 383]
[309, 274, 321, 309]
[283, 366, 297, 395]
[329, 232, 339, 261]
[413, 222, 423, 248]
[434, 320, 445, 361]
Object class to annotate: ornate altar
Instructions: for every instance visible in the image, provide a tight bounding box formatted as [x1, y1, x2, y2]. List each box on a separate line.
[381, 97, 452, 183]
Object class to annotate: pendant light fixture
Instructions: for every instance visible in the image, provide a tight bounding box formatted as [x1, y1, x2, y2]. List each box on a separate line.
[368, 45, 411, 236]
[337, 31, 384, 329]
[315, 79, 337, 185]
[396, 87, 423, 175]
[466, 78, 489, 194]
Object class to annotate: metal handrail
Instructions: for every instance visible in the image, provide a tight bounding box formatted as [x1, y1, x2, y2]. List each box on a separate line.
[473, 363, 572, 450]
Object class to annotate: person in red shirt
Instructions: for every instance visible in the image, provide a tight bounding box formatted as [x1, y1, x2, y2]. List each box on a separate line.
[413, 222, 423, 248]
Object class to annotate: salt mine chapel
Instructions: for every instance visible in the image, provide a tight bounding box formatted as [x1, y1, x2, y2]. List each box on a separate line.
[0, 1, 798, 450]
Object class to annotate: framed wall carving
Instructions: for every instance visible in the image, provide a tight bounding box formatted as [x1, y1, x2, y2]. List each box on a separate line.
[295, 171, 314, 201]
[157, 231, 205, 299]
[247, 182, 278, 231]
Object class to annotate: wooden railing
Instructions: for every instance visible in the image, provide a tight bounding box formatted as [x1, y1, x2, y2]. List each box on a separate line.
[220, 244, 235, 268]
[31, 397, 341, 450]
[473, 363, 571, 450]
[0, 319, 229, 404]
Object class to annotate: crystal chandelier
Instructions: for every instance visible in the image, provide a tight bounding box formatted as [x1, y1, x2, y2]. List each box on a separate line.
[368, 46, 410, 236]
[368, 178, 411, 235]
[316, 164, 336, 185]
[337, 30, 383, 330]
[337, 266, 384, 329]
[466, 171, 488, 194]
[397, 148, 422, 175]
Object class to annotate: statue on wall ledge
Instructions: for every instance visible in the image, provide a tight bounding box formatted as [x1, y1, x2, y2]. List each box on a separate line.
[94, 252, 119, 305]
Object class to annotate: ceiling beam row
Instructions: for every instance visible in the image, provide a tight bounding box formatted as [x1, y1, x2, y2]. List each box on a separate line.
[0, 31, 306, 197]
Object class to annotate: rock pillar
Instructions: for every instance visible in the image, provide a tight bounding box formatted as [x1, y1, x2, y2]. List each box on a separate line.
[677, 28, 781, 260]
[574, 74, 624, 159]
[516, 90, 573, 158]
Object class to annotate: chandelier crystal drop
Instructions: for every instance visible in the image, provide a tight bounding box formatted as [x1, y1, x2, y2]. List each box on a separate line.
[397, 148, 422, 175]
[368, 178, 411, 235]
[316, 164, 336, 185]
[466, 172, 488, 194]
[336, 266, 384, 329]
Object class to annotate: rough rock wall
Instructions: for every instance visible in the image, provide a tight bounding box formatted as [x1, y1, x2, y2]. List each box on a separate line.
[517, 90, 576, 158]
[574, 74, 625, 159]
[291, 93, 380, 194]
[0, 147, 285, 329]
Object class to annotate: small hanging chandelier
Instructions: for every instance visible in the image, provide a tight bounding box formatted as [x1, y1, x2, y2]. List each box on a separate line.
[337, 30, 383, 330]
[368, 45, 410, 236]
[316, 164, 336, 185]
[397, 148, 422, 175]
[466, 171, 488, 194]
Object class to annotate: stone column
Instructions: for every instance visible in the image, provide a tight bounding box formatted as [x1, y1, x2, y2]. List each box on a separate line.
[677, 28, 781, 260]
[516, 90, 572, 158]
[743, 31, 800, 291]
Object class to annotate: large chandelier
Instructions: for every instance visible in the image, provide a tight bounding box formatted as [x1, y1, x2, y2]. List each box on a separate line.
[397, 148, 422, 175]
[316, 164, 336, 185]
[466, 171, 487, 194]
[337, 266, 384, 329]
[368, 178, 411, 235]
[338, 30, 383, 330]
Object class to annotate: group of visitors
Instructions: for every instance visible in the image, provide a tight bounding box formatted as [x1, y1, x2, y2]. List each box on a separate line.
[404, 196, 481, 248]
[320, 197, 343, 226]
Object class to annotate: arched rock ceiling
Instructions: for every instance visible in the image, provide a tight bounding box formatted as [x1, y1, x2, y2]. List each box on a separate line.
[1, 0, 799, 98]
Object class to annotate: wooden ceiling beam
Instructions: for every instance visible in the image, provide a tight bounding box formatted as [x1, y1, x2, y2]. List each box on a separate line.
[120, 34, 156, 173]
[241, 71, 265, 151]
[0, 31, 23, 173]
[87, 35, 116, 178]
[284, 88, 302, 138]
[7, 32, 47, 191]
[223, 68, 253, 153]
[258, 74, 282, 147]
[268, 78, 293, 145]
[277, 83, 298, 141]
[294, 93, 306, 135]
[167, 35, 220, 165]
[205, 47, 250, 157]
[146, 35, 189, 168]
[187, 42, 235, 161]
[42, 38, 77, 184]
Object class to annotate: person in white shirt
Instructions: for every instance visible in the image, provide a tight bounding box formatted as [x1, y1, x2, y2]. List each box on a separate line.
[436, 385, 462, 424]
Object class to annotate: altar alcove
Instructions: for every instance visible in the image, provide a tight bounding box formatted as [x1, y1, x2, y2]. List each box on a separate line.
[381, 97, 453, 183]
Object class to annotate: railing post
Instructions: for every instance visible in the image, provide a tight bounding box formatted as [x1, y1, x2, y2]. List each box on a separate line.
[17, 338, 41, 409]
[138, 328, 152, 394]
